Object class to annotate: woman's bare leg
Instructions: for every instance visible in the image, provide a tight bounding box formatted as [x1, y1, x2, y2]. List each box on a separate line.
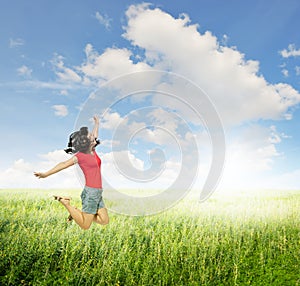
[93, 207, 109, 225]
[58, 198, 94, 230]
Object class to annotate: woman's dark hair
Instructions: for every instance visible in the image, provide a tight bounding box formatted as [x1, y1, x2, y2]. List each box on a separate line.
[64, 127, 100, 154]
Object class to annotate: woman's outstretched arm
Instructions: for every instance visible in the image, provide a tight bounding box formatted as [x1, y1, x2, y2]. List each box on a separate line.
[92, 115, 99, 139]
[34, 156, 78, 179]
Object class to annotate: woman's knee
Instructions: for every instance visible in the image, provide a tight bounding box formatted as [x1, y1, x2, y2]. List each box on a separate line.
[80, 225, 91, 230]
[101, 217, 109, 225]
[96, 208, 109, 225]
[80, 214, 94, 230]
[80, 221, 93, 230]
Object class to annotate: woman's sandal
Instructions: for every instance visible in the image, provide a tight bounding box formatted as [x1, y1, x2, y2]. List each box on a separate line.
[67, 214, 73, 223]
[53, 196, 73, 223]
[53, 195, 71, 201]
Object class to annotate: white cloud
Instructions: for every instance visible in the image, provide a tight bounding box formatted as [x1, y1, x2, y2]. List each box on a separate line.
[51, 54, 82, 83]
[79, 44, 151, 84]
[57, 68, 81, 83]
[38, 149, 71, 163]
[221, 34, 229, 46]
[0, 151, 81, 189]
[147, 108, 179, 134]
[60, 89, 69, 96]
[280, 44, 300, 58]
[17, 65, 32, 77]
[281, 69, 289, 77]
[12, 79, 80, 90]
[101, 110, 128, 130]
[52, 105, 68, 117]
[269, 125, 284, 143]
[100, 139, 120, 148]
[9, 38, 25, 48]
[122, 4, 300, 126]
[95, 11, 112, 30]
[99, 108, 187, 152]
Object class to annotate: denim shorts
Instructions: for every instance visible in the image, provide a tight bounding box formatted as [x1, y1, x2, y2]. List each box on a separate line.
[80, 186, 105, 214]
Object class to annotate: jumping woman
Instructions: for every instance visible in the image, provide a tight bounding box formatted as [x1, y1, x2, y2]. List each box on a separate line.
[34, 116, 109, 230]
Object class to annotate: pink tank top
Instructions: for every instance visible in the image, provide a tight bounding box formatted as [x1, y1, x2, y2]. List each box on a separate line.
[75, 151, 102, 188]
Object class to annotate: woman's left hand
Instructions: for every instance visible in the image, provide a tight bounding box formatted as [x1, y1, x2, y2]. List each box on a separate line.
[93, 115, 99, 124]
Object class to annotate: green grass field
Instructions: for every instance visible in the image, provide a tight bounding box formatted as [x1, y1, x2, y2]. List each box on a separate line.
[1, 189, 300, 285]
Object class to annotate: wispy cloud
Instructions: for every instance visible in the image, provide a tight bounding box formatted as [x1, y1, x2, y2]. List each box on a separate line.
[95, 11, 112, 30]
[17, 65, 32, 78]
[221, 34, 229, 46]
[9, 38, 25, 48]
[280, 44, 300, 58]
[51, 54, 82, 83]
[60, 89, 69, 96]
[281, 68, 289, 77]
[52, 104, 68, 117]
[0, 79, 81, 90]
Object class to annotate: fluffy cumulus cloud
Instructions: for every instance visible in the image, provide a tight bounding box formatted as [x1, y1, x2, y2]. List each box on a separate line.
[78, 44, 151, 85]
[123, 4, 300, 125]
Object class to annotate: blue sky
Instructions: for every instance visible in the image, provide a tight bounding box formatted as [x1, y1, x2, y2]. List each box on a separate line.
[1, 0, 300, 191]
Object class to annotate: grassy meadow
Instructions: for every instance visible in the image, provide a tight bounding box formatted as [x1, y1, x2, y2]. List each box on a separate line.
[0, 188, 300, 285]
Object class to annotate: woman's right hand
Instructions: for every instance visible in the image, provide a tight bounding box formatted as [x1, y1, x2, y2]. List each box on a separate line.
[34, 172, 47, 179]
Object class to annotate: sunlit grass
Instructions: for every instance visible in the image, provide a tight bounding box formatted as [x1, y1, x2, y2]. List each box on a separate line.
[1, 189, 300, 285]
